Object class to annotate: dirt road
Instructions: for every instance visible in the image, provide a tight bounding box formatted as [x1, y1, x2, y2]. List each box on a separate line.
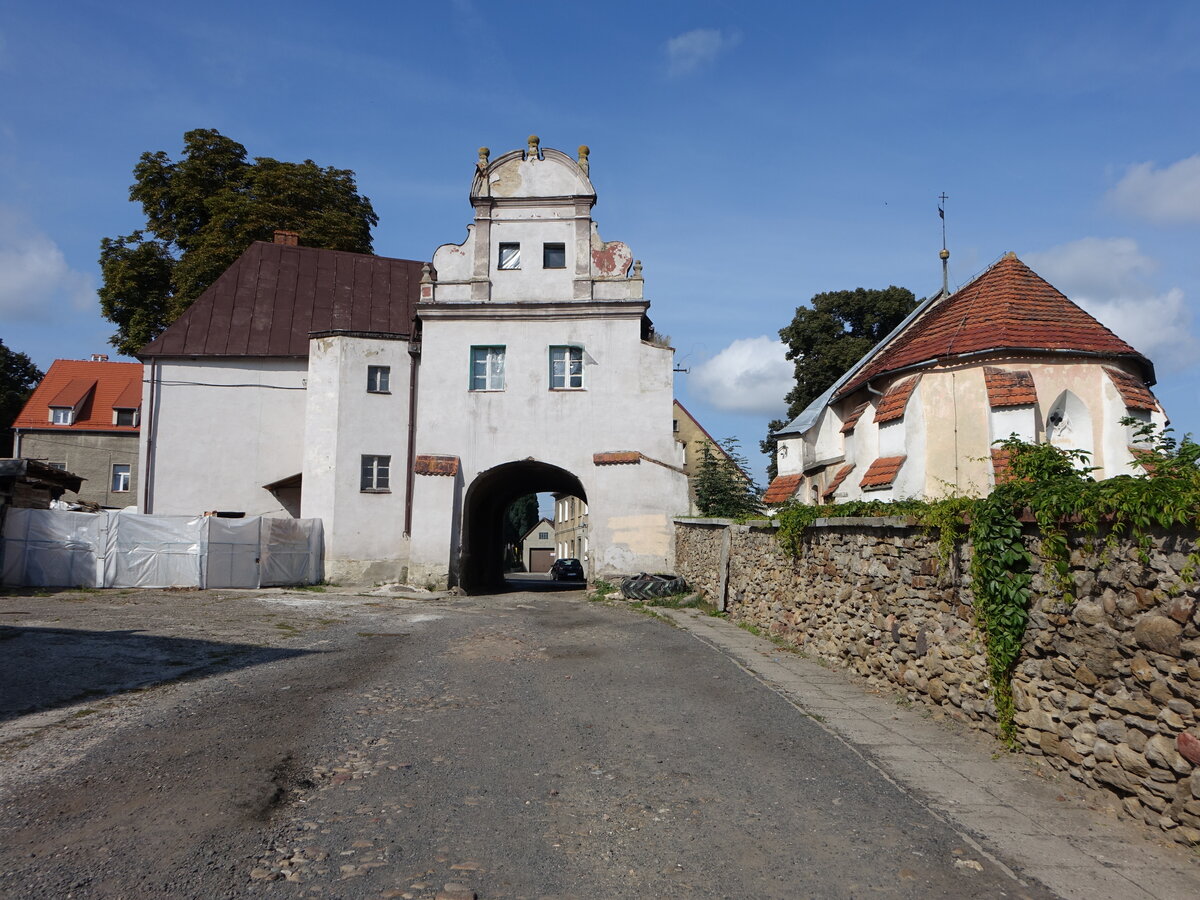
[1, 586, 1055, 898]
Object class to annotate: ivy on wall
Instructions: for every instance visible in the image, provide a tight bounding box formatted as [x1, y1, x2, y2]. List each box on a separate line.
[774, 424, 1200, 742]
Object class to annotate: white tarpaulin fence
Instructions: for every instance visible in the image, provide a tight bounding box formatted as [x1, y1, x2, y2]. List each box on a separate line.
[1, 509, 323, 588]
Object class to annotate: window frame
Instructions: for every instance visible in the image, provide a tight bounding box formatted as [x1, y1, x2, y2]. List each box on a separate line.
[469, 346, 506, 391]
[50, 407, 72, 425]
[111, 464, 131, 493]
[549, 345, 584, 390]
[360, 454, 391, 492]
[543, 242, 566, 269]
[498, 242, 521, 270]
[366, 365, 391, 394]
[114, 408, 138, 427]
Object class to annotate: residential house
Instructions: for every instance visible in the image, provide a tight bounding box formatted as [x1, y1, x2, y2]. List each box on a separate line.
[12, 357, 142, 508]
[767, 253, 1167, 504]
[137, 138, 688, 588]
[520, 517, 555, 573]
[673, 398, 752, 514]
[552, 493, 588, 563]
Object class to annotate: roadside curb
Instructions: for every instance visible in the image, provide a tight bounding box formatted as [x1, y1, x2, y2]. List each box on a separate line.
[660, 607, 1200, 900]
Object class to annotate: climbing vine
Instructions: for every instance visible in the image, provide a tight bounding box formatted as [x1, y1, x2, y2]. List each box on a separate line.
[773, 424, 1200, 743]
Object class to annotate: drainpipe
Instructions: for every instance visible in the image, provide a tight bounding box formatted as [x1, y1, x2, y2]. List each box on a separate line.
[12, 430, 21, 458]
[143, 359, 157, 514]
[404, 334, 421, 536]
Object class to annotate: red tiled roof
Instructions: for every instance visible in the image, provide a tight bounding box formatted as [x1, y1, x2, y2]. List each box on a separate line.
[991, 448, 1014, 484]
[840, 402, 869, 434]
[860, 456, 905, 490]
[1127, 446, 1156, 475]
[594, 451, 641, 465]
[414, 455, 459, 476]
[984, 367, 1037, 408]
[139, 242, 427, 358]
[12, 360, 143, 433]
[822, 463, 855, 501]
[112, 378, 143, 410]
[874, 376, 919, 424]
[763, 474, 802, 504]
[838, 254, 1147, 398]
[1104, 366, 1158, 412]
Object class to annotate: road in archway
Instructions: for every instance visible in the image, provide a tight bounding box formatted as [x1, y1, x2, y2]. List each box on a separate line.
[0, 588, 1053, 899]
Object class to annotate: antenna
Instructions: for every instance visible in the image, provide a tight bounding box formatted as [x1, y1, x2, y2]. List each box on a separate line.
[938, 192, 950, 296]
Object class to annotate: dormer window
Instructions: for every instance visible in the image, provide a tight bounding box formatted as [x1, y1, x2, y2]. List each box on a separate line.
[543, 243, 566, 268]
[498, 243, 520, 270]
[114, 408, 139, 427]
[51, 407, 72, 425]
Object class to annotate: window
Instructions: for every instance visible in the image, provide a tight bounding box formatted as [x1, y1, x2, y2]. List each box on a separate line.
[361, 455, 391, 492]
[498, 242, 520, 270]
[538, 531, 549, 540]
[543, 242, 566, 268]
[111, 464, 131, 493]
[115, 408, 138, 427]
[49, 461, 66, 470]
[51, 407, 71, 425]
[549, 346, 584, 389]
[367, 365, 391, 393]
[470, 346, 505, 391]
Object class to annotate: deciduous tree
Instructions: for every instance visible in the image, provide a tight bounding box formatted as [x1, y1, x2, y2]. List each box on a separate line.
[0, 339, 43, 456]
[99, 129, 378, 356]
[694, 438, 761, 518]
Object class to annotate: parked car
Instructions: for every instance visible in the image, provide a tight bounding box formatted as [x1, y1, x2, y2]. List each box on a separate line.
[549, 558, 585, 581]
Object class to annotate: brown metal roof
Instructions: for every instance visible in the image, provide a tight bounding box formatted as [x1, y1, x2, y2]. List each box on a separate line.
[139, 242, 427, 358]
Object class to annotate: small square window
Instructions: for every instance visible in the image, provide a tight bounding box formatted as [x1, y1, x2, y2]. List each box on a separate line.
[115, 408, 138, 427]
[367, 365, 391, 393]
[498, 243, 520, 270]
[51, 407, 71, 425]
[549, 346, 584, 389]
[543, 243, 566, 268]
[538, 531, 549, 540]
[361, 455, 391, 492]
[112, 464, 131, 493]
[49, 461, 66, 470]
[470, 346, 506, 391]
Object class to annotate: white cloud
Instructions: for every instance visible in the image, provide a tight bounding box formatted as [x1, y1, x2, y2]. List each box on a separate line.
[1025, 237, 1197, 369]
[665, 28, 740, 77]
[0, 210, 93, 322]
[691, 336, 793, 415]
[1108, 154, 1200, 224]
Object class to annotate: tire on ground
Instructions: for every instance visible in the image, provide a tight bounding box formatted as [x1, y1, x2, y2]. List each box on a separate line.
[620, 573, 688, 600]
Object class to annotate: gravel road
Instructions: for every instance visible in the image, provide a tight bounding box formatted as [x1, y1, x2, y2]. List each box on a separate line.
[0, 586, 1055, 899]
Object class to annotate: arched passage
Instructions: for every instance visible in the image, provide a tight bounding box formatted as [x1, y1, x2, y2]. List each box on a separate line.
[459, 460, 587, 593]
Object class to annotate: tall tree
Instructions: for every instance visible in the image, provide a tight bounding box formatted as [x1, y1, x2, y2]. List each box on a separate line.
[694, 438, 762, 519]
[761, 286, 918, 480]
[503, 494, 541, 567]
[0, 340, 43, 457]
[99, 128, 378, 356]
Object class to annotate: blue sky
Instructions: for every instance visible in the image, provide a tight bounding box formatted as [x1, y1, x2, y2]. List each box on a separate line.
[3, 1, 1198, 483]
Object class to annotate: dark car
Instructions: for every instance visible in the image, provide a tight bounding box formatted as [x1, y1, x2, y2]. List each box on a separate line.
[549, 558, 585, 581]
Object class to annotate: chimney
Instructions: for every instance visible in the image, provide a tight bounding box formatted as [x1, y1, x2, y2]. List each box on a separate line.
[90, 353, 109, 362]
[273, 230, 300, 246]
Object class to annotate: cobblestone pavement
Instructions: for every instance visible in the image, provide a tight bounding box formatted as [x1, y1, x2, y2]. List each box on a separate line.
[0, 586, 1063, 898]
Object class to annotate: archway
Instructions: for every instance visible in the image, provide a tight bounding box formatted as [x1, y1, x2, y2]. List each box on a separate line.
[459, 460, 587, 593]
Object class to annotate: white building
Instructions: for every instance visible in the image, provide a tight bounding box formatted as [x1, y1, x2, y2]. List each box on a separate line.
[138, 138, 688, 588]
[766, 252, 1168, 505]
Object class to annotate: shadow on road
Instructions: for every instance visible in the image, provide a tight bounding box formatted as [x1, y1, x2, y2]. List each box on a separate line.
[501, 575, 587, 593]
[0, 625, 313, 721]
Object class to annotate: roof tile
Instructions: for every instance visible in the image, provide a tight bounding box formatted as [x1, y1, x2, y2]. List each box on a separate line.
[838, 254, 1147, 398]
[984, 367, 1037, 408]
[860, 455, 905, 490]
[13, 360, 143, 433]
[823, 464, 855, 501]
[840, 402, 869, 434]
[764, 474, 803, 504]
[594, 451, 641, 466]
[874, 377, 919, 424]
[1104, 366, 1158, 412]
[414, 455, 459, 476]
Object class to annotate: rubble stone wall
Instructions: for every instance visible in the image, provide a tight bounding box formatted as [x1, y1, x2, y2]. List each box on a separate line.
[674, 517, 1200, 844]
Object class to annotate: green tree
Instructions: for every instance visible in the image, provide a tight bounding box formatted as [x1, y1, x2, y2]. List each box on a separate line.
[0, 339, 43, 457]
[761, 286, 918, 480]
[694, 438, 762, 518]
[99, 128, 378, 356]
[503, 494, 541, 568]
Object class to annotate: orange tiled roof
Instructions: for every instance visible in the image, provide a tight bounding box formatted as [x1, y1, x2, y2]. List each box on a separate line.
[860, 456, 905, 490]
[12, 360, 143, 433]
[874, 376, 919, 424]
[838, 254, 1146, 399]
[984, 367, 1037, 408]
[414, 455, 459, 476]
[840, 402, 869, 434]
[822, 463, 855, 501]
[594, 451, 640, 465]
[991, 448, 1014, 484]
[764, 474, 803, 504]
[1104, 366, 1158, 412]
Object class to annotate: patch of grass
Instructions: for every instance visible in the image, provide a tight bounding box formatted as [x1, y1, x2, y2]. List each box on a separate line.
[292, 584, 326, 593]
[588, 580, 617, 602]
[273, 622, 300, 635]
[735, 619, 804, 654]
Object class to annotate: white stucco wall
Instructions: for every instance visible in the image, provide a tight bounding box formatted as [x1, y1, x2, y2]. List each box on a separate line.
[140, 358, 307, 516]
[302, 335, 413, 583]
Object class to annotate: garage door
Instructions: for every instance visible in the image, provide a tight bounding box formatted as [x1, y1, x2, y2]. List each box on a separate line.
[529, 548, 554, 573]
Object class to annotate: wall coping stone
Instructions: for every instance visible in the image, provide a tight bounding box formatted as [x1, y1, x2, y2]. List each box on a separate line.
[675, 515, 918, 531]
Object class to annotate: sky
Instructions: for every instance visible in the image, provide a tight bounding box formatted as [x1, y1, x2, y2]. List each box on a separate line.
[2, 1, 1198, 485]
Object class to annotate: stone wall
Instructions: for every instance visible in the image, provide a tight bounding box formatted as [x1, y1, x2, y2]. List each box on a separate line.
[674, 517, 1200, 844]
